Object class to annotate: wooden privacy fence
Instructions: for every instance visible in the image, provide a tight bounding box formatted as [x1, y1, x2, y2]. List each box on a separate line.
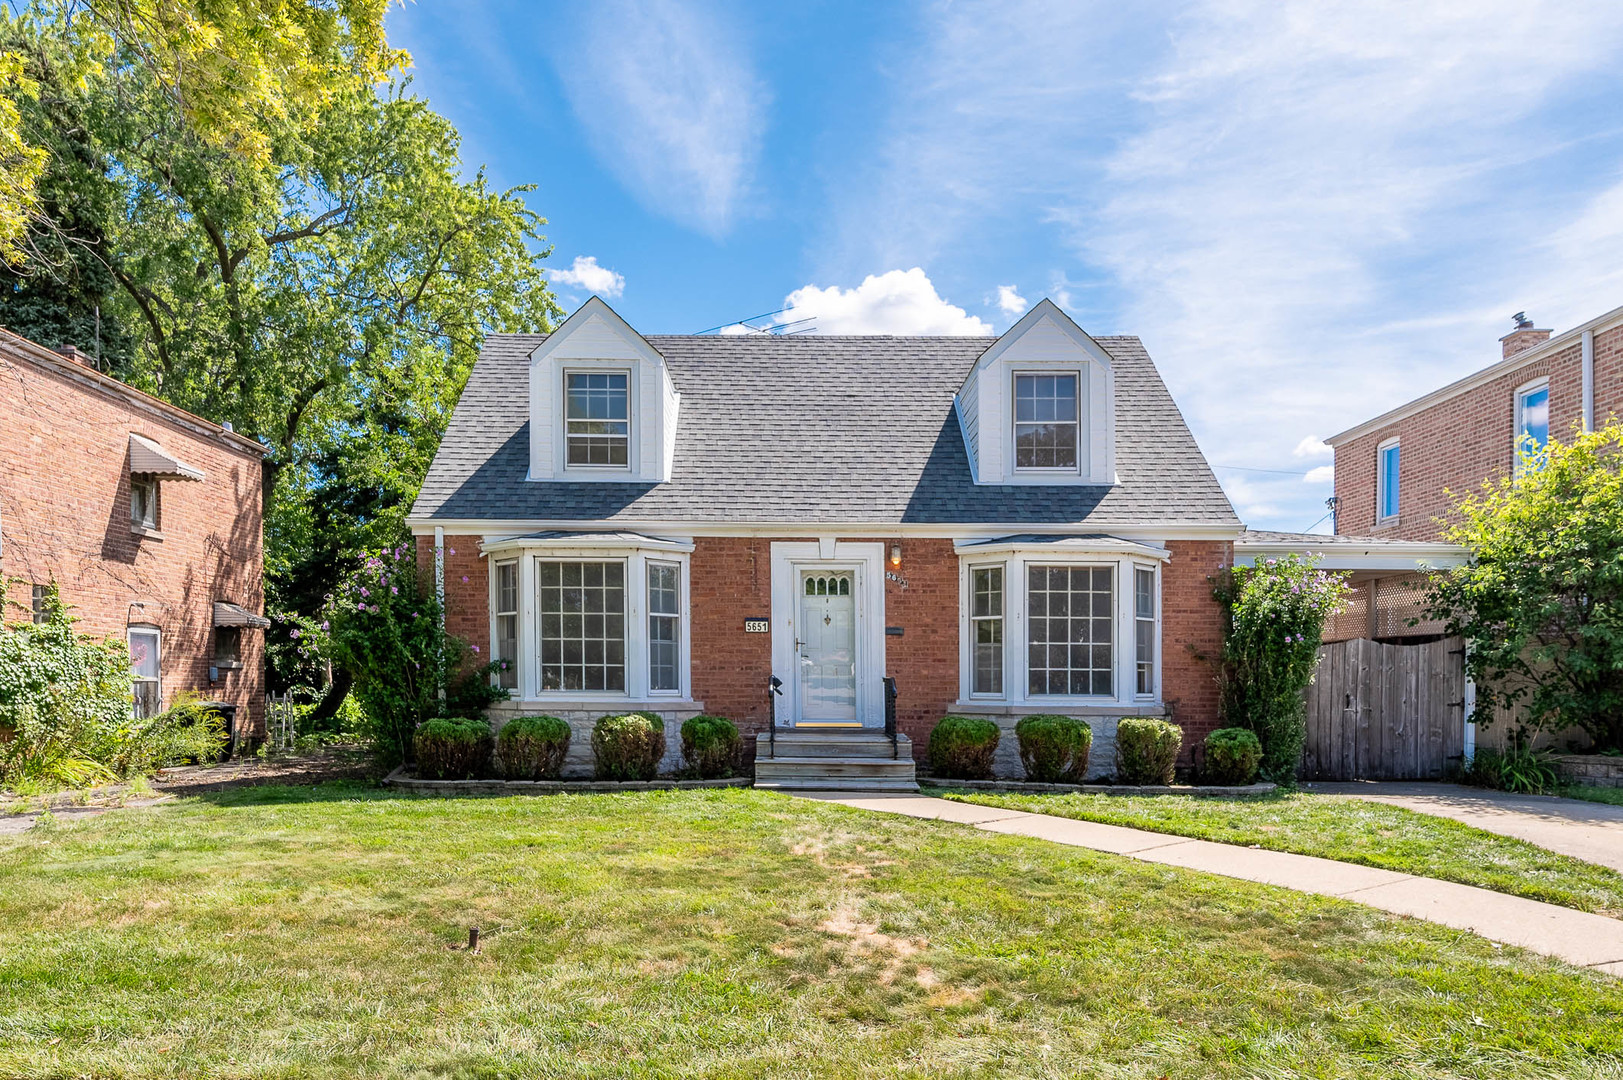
[1302, 636, 1466, 780]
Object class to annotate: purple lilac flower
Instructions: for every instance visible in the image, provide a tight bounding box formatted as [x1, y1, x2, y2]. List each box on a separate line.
[321, 620, 329, 631]
[461, 575, 469, 584]
[449, 547, 456, 556]
[471, 645, 480, 654]
[391, 586, 398, 595]
[290, 628, 301, 639]
[360, 587, 370, 598]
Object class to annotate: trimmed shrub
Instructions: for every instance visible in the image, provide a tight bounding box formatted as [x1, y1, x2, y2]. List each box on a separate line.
[498, 715, 571, 780]
[1015, 714, 1093, 783]
[414, 717, 492, 780]
[1114, 717, 1182, 785]
[681, 715, 742, 779]
[928, 715, 1001, 780]
[592, 712, 667, 781]
[1203, 727, 1262, 785]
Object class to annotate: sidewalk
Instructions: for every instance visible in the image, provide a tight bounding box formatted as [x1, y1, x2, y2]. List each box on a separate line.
[796, 791, 1623, 977]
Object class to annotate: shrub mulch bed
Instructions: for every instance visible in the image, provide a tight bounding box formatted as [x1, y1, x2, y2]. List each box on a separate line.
[383, 768, 752, 796]
[922, 777, 1276, 797]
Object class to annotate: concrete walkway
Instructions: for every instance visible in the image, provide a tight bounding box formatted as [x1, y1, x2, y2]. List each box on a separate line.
[796, 791, 1623, 977]
[1306, 781, 1623, 874]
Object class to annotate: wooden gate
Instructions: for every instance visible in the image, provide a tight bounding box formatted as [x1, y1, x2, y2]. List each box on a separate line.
[1302, 636, 1466, 780]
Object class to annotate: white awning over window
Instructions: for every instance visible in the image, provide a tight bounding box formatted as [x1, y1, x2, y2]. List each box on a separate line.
[129, 433, 205, 482]
[212, 601, 270, 629]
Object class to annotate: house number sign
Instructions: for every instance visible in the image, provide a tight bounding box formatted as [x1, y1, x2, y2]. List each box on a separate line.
[743, 617, 770, 634]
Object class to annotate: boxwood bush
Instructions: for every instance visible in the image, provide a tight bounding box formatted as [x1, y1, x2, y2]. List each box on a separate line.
[928, 715, 1001, 780]
[1015, 714, 1092, 783]
[413, 717, 492, 780]
[497, 715, 571, 780]
[681, 715, 742, 779]
[1203, 726, 1263, 785]
[1114, 717, 1182, 785]
[592, 712, 667, 781]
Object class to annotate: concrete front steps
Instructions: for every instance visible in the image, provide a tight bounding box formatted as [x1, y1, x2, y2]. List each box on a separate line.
[754, 729, 919, 792]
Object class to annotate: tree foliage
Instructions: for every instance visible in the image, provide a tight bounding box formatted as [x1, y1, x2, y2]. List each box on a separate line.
[1427, 423, 1623, 751]
[1214, 554, 1348, 780]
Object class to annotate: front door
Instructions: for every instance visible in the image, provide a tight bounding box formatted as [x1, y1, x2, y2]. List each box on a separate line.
[797, 570, 858, 725]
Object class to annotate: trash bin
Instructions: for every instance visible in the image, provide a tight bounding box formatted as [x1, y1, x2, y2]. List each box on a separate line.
[197, 701, 239, 761]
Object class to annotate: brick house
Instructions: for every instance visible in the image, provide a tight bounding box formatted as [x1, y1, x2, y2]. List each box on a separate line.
[409, 297, 1240, 783]
[0, 328, 268, 738]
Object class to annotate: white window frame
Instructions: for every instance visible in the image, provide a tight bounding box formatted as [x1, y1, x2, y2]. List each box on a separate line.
[560, 365, 635, 475]
[955, 543, 1166, 708]
[646, 559, 683, 696]
[128, 625, 162, 717]
[485, 536, 693, 705]
[1513, 377, 1550, 475]
[1134, 564, 1158, 699]
[1010, 370, 1082, 475]
[1376, 437, 1400, 524]
[968, 563, 1005, 698]
[492, 558, 519, 690]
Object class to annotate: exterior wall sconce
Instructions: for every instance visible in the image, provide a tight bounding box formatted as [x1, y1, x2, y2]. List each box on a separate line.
[890, 543, 902, 567]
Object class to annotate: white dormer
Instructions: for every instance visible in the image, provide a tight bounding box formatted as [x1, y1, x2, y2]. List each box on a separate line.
[955, 299, 1116, 486]
[528, 297, 679, 484]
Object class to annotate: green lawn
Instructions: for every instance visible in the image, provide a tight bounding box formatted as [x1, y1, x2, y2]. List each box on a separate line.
[1, 785, 1620, 1078]
[934, 787, 1623, 915]
[1564, 784, 1623, 807]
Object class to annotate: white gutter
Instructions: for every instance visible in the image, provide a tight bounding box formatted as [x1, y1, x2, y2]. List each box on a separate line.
[1583, 329, 1595, 432]
[403, 517, 1246, 542]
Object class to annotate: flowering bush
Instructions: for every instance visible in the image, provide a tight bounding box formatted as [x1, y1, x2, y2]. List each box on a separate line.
[1213, 553, 1348, 781]
[318, 545, 507, 764]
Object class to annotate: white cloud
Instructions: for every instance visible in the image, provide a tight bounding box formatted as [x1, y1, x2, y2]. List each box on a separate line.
[1293, 436, 1332, 460]
[547, 256, 625, 298]
[995, 285, 1028, 318]
[774, 269, 993, 335]
[1304, 465, 1335, 484]
[552, 1, 766, 236]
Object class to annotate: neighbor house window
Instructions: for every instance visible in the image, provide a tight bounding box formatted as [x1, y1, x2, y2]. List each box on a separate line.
[537, 561, 625, 692]
[1027, 565, 1112, 696]
[565, 371, 629, 467]
[30, 584, 48, 625]
[1013, 373, 1078, 469]
[494, 560, 519, 690]
[1516, 382, 1549, 469]
[970, 566, 1003, 695]
[1135, 567, 1155, 696]
[129, 627, 161, 717]
[648, 561, 681, 693]
[130, 475, 159, 530]
[214, 626, 242, 668]
[1377, 440, 1400, 522]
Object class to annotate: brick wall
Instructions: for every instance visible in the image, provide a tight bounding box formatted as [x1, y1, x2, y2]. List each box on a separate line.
[1161, 539, 1231, 750]
[415, 535, 490, 658]
[0, 342, 266, 733]
[1334, 321, 1623, 541]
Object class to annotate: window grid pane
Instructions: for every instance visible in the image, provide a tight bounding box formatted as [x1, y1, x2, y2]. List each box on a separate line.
[1014, 374, 1079, 469]
[565, 372, 629, 466]
[537, 561, 625, 692]
[1379, 444, 1400, 519]
[1135, 567, 1155, 696]
[1026, 564, 1112, 696]
[648, 562, 680, 693]
[971, 567, 1003, 695]
[494, 561, 519, 689]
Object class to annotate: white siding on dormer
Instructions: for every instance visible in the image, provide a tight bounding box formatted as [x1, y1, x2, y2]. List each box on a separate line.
[956, 375, 981, 479]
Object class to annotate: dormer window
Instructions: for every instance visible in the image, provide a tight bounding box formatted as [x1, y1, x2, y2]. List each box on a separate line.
[565, 371, 630, 468]
[1014, 373, 1079, 470]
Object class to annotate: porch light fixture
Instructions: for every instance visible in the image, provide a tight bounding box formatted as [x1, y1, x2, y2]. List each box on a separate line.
[890, 544, 902, 568]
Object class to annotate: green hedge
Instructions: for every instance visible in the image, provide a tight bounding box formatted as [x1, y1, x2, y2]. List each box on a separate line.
[413, 717, 492, 780]
[928, 716, 1001, 779]
[1203, 727, 1262, 785]
[498, 715, 571, 780]
[1114, 717, 1181, 785]
[1015, 714, 1092, 783]
[681, 715, 741, 779]
[592, 712, 666, 781]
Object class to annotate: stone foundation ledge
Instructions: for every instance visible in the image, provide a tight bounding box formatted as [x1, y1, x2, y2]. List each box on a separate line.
[1552, 754, 1623, 789]
[383, 768, 751, 796]
[921, 777, 1277, 797]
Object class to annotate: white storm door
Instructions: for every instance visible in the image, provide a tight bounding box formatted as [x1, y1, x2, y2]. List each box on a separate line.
[796, 569, 858, 724]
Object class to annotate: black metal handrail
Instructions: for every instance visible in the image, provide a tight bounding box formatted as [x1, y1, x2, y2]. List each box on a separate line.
[767, 675, 783, 758]
[883, 676, 898, 759]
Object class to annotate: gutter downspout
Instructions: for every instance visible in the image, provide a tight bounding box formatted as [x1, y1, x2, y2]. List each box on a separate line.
[434, 526, 446, 702]
[1583, 329, 1595, 432]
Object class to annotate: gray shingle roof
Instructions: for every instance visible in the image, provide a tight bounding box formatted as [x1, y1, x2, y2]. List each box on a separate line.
[411, 334, 1239, 528]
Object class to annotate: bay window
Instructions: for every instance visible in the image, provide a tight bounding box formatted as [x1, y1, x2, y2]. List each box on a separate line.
[1135, 567, 1156, 696]
[970, 566, 1003, 695]
[1027, 565, 1113, 696]
[494, 559, 519, 690]
[648, 561, 681, 693]
[538, 561, 625, 692]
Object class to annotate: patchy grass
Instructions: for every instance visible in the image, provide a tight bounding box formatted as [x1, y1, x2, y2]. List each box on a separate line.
[0, 784, 1620, 1078]
[936, 787, 1623, 916]
[1563, 784, 1623, 807]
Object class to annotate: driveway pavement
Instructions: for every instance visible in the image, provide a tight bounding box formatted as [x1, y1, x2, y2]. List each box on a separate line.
[796, 791, 1623, 977]
[1305, 781, 1623, 874]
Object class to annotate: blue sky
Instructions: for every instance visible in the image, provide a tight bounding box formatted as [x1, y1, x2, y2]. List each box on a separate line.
[388, 0, 1623, 532]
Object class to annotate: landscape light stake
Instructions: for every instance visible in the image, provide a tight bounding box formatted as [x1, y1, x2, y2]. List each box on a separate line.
[468, 927, 480, 953]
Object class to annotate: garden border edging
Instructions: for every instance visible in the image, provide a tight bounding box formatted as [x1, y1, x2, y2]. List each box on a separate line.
[383, 768, 752, 796]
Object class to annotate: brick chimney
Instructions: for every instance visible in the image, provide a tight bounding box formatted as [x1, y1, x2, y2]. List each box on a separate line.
[54, 344, 91, 368]
[1500, 312, 1552, 359]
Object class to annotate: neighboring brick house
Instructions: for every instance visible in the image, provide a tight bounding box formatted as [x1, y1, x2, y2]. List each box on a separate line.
[408, 297, 1241, 783]
[0, 328, 269, 738]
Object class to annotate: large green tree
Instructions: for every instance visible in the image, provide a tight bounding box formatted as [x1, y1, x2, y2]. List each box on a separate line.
[1428, 423, 1623, 751]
